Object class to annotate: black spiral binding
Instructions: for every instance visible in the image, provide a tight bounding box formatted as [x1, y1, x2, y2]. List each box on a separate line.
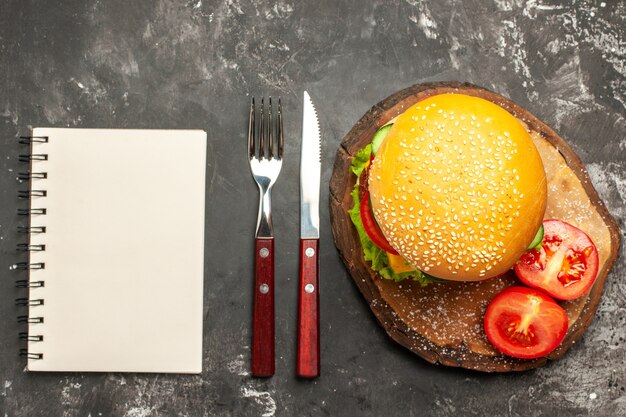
[16, 135, 48, 361]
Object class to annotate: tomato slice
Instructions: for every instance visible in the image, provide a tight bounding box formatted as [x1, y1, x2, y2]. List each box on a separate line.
[514, 220, 599, 301]
[360, 190, 398, 255]
[484, 286, 568, 359]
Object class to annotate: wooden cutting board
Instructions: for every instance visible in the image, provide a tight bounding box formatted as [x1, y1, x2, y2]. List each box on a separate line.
[329, 82, 621, 372]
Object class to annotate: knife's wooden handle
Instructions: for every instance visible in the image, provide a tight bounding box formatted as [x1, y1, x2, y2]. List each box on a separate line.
[297, 238, 320, 378]
[252, 238, 275, 377]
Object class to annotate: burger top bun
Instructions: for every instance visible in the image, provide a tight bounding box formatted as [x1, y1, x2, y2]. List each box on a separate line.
[368, 94, 547, 281]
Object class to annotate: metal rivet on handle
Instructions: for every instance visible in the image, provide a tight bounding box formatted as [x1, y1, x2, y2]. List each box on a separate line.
[259, 247, 269, 258]
[259, 284, 270, 294]
[305, 284, 315, 293]
[305, 248, 315, 257]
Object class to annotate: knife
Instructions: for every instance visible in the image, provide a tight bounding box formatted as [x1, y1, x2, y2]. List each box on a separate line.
[298, 91, 321, 378]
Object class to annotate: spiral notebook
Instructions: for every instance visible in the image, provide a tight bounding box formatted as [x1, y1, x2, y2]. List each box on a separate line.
[18, 128, 206, 373]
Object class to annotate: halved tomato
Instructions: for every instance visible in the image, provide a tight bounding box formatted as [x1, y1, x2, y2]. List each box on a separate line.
[514, 220, 599, 301]
[359, 190, 398, 255]
[484, 286, 568, 359]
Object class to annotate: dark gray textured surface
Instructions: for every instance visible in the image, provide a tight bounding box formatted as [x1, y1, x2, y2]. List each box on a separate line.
[1, 0, 624, 416]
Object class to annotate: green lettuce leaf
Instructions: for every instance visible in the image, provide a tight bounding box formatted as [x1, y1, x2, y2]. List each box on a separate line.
[350, 144, 372, 177]
[348, 145, 440, 286]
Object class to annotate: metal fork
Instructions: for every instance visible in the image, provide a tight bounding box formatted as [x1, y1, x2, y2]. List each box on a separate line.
[248, 97, 283, 377]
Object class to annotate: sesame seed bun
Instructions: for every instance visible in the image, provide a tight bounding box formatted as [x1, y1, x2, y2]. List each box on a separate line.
[368, 93, 547, 281]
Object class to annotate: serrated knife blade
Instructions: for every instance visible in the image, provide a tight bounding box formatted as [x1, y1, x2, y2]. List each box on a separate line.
[300, 91, 321, 239]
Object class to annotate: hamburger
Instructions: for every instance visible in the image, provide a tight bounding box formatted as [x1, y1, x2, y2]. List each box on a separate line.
[351, 93, 547, 282]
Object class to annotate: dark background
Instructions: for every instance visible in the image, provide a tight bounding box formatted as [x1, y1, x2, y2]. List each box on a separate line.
[1, 0, 624, 416]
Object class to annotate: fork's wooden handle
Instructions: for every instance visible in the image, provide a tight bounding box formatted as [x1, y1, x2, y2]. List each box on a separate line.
[252, 238, 275, 377]
[297, 238, 320, 378]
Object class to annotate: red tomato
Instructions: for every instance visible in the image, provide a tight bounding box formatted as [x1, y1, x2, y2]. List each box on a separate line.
[514, 220, 599, 301]
[360, 190, 398, 255]
[484, 286, 568, 359]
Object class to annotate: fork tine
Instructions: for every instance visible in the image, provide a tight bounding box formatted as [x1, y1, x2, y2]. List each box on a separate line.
[268, 97, 274, 159]
[259, 98, 265, 159]
[278, 98, 284, 159]
[248, 97, 255, 159]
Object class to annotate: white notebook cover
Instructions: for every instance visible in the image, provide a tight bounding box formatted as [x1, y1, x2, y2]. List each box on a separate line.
[26, 128, 206, 373]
